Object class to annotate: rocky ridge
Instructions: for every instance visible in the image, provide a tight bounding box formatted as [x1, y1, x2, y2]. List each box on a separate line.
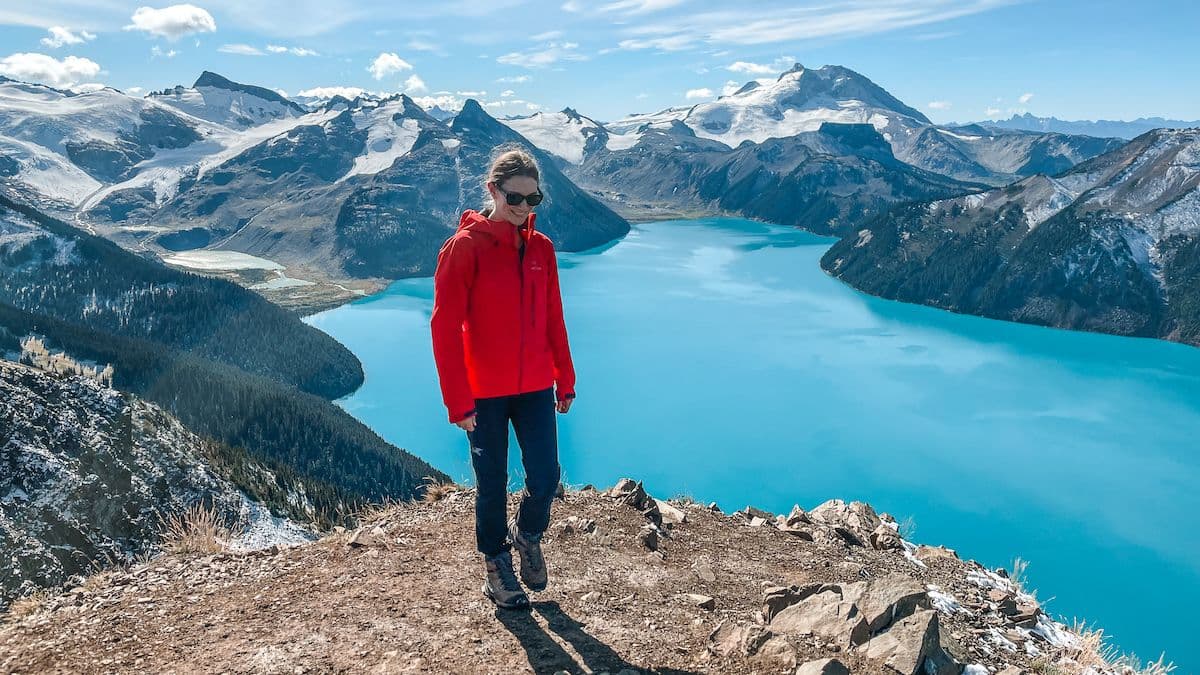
[0, 478, 1161, 674]
[0, 358, 314, 610]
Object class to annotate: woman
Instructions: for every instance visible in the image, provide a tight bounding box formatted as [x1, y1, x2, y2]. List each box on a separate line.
[430, 146, 576, 610]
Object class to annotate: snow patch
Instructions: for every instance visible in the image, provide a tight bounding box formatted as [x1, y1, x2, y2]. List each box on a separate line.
[338, 100, 422, 181]
[162, 250, 283, 270]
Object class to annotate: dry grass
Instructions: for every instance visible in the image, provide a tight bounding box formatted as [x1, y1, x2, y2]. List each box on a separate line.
[158, 503, 240, 555]
[5, 590, 52, 621]
[421, 475, 459, 503]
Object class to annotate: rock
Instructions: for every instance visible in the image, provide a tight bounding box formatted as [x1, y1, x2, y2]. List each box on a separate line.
[750, 636, 796, 671]
[840, 574, 931, 633]
[761, 584, 822, 622]
[996, 667, 1026, 675]
[1010, 604, 1041, 628]
[786, 504, 812, 527]
[781, 527, 815, 541]
[869, 524, 903, 551]
[707, 502, 721, 513]
[653, 499, 687, 525]
[860, 610, 943, 675]
[581, 591, 601, 603]
[914, 545, 959, 563]
[608, 478, 640, 498]
[743, 506, 774, 520]
[832, 526, 865, 547]
[684, 593, 715, 611]
[708, 622, 771, 657]
[795, 658, 851, 675]
[859, 609, 962, 675]
[692, 560, 717, 583]
[810, 499, 882, 536]
[638, 525, 660, 551]
[768, 587, 870, 647]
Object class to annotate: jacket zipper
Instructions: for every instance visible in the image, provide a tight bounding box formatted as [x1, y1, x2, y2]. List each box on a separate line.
[517, 238, 525, 393]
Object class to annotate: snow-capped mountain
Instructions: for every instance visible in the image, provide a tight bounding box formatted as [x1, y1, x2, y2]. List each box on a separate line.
[500, 108, 609, 165]
[823, 128, 1200, 346]
[79, 91, 627, 280]
[569, 117, 979, 235]
[148, 71, 306, 129]
[977, 113, 1200, 140]
[0, 357, 313, 607]
[0, 77, 207, 208]
[582, 64, 1121, 186]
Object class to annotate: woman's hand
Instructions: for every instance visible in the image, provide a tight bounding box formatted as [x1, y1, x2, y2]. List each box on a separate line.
[556, 398, 573, 414]
[455, 414, 477, 432]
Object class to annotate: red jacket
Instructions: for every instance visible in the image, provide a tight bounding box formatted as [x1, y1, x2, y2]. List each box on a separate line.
[431, 209, 577, 423]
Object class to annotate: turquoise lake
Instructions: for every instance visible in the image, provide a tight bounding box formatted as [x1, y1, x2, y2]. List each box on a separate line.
[305, 217, 1199, 670]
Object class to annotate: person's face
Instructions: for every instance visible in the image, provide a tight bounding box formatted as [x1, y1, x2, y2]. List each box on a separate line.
[488, 176, 541, 226]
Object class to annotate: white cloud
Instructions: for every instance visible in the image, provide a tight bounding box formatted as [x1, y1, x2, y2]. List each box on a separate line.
[297, 86, 370, 99]
[497, 41, 587, 68]
[985, 107, 1001, 117]
[125, 4, 216, 40]
[622, 1, 1016, 48]
[407, 39, 441, 53]
[151, 45, 179, 58]
[927, 100, 951, 110]
[412, 93, 464, 111]
[598, 0, 686, 15]
[368, 52, 413, 79]
[561, 0, 584, 11]
[501, 89, 515, 97]
[457, 90, 486, 96]
[1018, 92, 1034, 104]
[126, 86, 146, 95]
[219, 43, 264, 56]
[266, 45, 319, 56]
[0, 53, 102, 87]
[635, 92, 649, 99]
[497, 75, 531, 83]
[726, 56, 795, 75]
[403, 74, 427, 93]
[40, 26, 96, 49]
[721, 80, 741, 96]
[616, 35, 694, 51]
[531, 30, 564, 41]
[685, 87, 713, 100]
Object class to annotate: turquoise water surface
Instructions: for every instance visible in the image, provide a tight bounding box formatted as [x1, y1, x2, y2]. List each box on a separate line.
[306, 218, 1200, 670]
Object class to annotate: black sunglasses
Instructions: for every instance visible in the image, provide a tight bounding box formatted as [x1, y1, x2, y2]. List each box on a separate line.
[494, 183, 544, 207]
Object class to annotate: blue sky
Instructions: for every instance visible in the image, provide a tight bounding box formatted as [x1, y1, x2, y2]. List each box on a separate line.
[1, 0, 1196, 124]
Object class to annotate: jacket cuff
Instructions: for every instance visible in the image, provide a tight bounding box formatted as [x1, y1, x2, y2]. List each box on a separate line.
[556, 391, 576, 402]
[449, 407, 477, 424]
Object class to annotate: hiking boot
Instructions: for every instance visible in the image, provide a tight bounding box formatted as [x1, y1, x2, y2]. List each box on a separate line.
[483, 550, 529, 610]
[507, 518, 548, 591]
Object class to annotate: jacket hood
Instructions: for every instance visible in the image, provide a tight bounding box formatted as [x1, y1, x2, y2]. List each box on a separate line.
[458, 209, 537, 245]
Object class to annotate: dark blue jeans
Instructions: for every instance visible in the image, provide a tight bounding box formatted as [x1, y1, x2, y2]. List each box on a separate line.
[467, 386, 561, 557]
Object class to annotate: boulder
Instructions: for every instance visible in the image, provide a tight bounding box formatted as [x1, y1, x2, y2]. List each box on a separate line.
[653, 498, 687, 525]
[708, 622, 770, 657]
[750, 636, 796, 671]
[914, 545, 959, 563]
[796, 658, 851, 675]
[810, 499, 882, 536]
[768, 588, 870, 647]
[786, 504, 812, 527]
[743, 506, 775, 520]
[870, 524, 903, 551]
[761, 583, 823, 622]
[840, 574, 931, 633]
[860, 610, 942, 675]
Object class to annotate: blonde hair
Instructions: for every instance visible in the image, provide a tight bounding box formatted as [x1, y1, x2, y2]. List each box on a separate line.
[481, 145, 540, 216]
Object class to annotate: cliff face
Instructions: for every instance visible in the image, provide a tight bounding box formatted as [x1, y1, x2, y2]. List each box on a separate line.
[0, 479, 1152, 675]
[0, 359, 312, 608]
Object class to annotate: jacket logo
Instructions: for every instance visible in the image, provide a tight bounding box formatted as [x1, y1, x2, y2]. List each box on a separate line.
[530, 262, 544, 272]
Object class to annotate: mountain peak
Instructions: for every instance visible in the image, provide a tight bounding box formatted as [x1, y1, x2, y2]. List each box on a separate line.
[191, 71, 302, 111]
[779, 62, 806, 78]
